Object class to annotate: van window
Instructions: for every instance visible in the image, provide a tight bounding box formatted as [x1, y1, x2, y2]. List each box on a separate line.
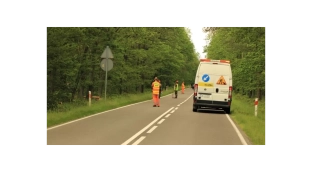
[199, 64, 231, 75]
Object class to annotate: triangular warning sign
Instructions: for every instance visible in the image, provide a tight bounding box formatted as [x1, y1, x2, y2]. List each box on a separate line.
[216, 76, 227, 85]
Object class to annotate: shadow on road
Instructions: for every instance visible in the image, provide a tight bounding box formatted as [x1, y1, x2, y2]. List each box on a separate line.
[196, 108, 227, 114]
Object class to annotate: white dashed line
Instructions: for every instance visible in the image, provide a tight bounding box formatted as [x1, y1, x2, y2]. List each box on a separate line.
[177, 105, 180, 106]
[132, 136, 146, 145]
[121, 107, 174, 145]
[130, 93, 193, 145]
[157, 119, 165, 124]
[147, 126, 158, 133]
[48, 93, 175, 130]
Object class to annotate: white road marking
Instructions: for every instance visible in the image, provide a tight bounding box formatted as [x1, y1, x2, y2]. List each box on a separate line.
[170, 110, 175, 113]
[165, 114, 171, 118]
[157, 119, 165, 124]
[147, 126, 158, 133]
[175, 107, 178, 110]
[225, 114, 248, 145]
[121, 107, 174, 145]
[132, 136, 146, 145]
[183, 95, 248, 146]
[48, 93, 174, 130]
[183, 94, 193, 103]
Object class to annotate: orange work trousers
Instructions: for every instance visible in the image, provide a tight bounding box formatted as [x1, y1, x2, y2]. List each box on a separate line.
[181, 88, 185, 94]
[153, 94, 160, 106]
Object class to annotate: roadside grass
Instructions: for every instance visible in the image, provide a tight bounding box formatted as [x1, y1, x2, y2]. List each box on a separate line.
[47, 87, 176, 128]
[230, 92, 265, 145]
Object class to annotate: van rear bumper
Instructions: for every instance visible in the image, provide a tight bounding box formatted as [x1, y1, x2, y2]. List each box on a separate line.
[193, 99, 230, 109]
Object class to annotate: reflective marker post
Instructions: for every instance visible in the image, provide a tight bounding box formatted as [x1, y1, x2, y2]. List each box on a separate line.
[255, 98, 258, 117]
[89, 91, 91, 106]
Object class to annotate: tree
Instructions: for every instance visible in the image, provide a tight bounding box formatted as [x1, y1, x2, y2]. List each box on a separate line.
[47, 27, 199, 110]
[205, 27, 265, 99]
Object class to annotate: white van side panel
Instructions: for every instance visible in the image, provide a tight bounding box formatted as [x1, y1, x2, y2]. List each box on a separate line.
[194, 62, 232, 103]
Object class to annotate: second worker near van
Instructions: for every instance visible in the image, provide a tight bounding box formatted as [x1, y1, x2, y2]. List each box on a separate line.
[181, 81, 185, 94]
[174, 80, 179, 98]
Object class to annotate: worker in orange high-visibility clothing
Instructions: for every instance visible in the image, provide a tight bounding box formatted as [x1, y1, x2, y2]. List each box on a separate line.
[151, 77, 160, 107]
[181, 81, 185, 94]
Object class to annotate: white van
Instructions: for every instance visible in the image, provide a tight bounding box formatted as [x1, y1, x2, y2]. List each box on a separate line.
[193, 59, 233, 114]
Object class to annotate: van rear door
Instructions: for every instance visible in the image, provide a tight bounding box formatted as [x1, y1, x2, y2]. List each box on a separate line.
[197, 63, 214, 104]
[213, 74, 231, 104]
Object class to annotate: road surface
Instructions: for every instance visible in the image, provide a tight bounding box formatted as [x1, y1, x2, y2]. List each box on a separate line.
[47, 88, 251, 145]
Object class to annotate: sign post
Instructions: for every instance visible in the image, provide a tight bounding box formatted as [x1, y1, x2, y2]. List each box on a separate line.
[255, 98, 258, 117]
[100, 46, 114, 101]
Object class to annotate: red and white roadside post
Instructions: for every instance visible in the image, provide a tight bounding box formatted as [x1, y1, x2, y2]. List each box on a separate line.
[254, 98, 258, 117]
[89, 91, 91, 106]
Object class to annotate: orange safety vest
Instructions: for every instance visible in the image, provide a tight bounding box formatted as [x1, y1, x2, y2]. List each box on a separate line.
[152, 81, 160, 95]
[182, 83, 185, 89]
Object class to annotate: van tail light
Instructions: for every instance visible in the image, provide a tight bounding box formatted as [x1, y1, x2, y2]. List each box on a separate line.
[194, 84, 198, 96]
[194, 84, 198, 100]
[228, 86, 232, 105]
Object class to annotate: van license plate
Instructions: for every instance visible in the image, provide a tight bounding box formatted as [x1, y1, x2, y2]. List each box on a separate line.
[201, 95, 210, 98]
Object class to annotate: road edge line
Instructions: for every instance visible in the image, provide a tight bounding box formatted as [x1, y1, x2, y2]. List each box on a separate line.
[47, 92, 176, 130]
[225, 114, 248, 145]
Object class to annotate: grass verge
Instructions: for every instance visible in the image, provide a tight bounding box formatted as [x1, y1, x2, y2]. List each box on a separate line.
[230, 92, 265, 145]
[47, 87, 176, 128]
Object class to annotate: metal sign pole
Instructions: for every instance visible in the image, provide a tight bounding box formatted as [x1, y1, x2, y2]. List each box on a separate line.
[100, 46, 113, 101]
[105, 46, 108, 101]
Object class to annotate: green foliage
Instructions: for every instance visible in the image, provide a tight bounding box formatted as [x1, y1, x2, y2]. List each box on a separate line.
[47, 27, 199, 110]
[231, 92, 265, 145]
[205, 27, 265, 99]
[47, 87, 176, 127]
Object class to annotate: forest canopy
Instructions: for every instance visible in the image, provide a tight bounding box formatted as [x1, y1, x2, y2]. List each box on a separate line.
[47, 27, 200, 110]
[204, 27, 265, 99]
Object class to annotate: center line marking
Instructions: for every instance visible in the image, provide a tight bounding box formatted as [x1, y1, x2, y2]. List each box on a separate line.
[132, 136, 146, 145]
[157, 119, 165, 124]
[170, 110, 175, 113]
[121, 107, 174, 145]
[147, 126, 157, 133]
[175, 107, 178, 110]
[165, 114, 171, 118]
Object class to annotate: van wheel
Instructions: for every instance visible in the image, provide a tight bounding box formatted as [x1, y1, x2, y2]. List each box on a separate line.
[193, 106, 197, 112]
[224, 107, 231, 114]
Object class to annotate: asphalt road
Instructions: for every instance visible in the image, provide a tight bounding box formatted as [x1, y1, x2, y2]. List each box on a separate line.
[47, 88, 251, 145]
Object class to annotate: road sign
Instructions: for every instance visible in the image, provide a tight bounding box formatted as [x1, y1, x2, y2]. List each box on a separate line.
[216, 75, 226, 85]
[202, 74, 210, 82]
[100, 46, 114, 101]
[100, 59, 113, 71]
[101, 46, 114, 59]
